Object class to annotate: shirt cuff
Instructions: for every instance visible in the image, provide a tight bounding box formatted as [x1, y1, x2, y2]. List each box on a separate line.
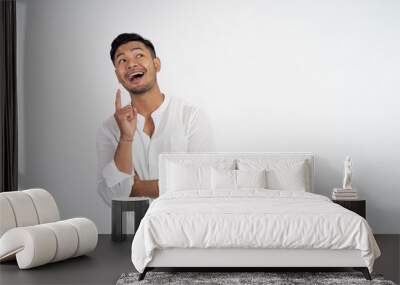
[102, 160, 133, 188]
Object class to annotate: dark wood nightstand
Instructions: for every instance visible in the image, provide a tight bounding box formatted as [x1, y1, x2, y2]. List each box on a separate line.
[332, 199, 366, 219]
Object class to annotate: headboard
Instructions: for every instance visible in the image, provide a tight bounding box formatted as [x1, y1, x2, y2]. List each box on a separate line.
[158, 152, 314, 195]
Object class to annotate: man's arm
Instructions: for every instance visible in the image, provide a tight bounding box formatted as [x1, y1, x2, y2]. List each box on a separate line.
[96, 90, 138, 206]
[114, 139, 133, 174]
[130, 175, 159, 198]
[114, 89, 137, 174]
[96, 124, 134, 206]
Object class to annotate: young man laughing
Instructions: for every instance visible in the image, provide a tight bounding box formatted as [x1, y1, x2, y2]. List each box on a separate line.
[96, 33, 215, 206]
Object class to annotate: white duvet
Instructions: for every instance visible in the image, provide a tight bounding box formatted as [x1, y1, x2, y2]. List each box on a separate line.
[131, 190, 380, 273]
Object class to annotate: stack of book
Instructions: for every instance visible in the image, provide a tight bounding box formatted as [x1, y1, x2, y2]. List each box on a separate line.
[332, 188, 358, 200]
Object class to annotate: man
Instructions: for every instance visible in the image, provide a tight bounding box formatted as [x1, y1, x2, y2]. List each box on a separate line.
[96, 33, 215, 206]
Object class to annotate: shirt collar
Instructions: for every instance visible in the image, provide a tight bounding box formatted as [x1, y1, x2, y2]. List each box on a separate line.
[136, 93, 170, 133]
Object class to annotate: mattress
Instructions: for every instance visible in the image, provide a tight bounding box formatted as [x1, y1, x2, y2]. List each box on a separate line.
[131, 189, 381, 273]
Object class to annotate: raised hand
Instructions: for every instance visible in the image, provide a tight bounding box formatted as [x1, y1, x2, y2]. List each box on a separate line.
[114, 89, 137, 140]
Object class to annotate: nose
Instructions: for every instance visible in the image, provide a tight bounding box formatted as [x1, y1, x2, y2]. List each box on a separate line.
[127, 58, 138, 69]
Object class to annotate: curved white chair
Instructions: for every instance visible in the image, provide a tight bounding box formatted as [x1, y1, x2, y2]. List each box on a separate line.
[0, 188, 98, 269]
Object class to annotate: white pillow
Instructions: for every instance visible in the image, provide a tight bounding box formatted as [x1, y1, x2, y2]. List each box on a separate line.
[166, 162, 211, 191]
[237, 159, 309, 191]
[236, 169, 267, 188]
[267, 163, 306, 191]
[211, 168, 236, 190]
[210, 168, 268, 190]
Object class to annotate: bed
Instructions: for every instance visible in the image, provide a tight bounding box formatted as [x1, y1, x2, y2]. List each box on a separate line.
[131, 152, 381, 281]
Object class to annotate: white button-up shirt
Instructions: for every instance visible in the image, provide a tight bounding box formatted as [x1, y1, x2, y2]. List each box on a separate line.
[96, 94, 215, 206]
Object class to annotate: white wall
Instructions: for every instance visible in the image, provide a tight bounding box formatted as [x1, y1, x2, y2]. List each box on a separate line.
[16, 0, 400, 234]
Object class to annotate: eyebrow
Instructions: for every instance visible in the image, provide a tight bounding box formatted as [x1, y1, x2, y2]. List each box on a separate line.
[115, 48, 144, 60]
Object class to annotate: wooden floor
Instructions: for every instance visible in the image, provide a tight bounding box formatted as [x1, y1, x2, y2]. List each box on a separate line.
[0, 234, 398, 285]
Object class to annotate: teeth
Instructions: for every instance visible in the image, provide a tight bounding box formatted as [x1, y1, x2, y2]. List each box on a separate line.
[128, 71, 144, 79]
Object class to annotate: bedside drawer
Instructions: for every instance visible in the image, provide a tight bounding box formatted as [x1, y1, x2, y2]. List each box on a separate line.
[332, 200, 366, 219]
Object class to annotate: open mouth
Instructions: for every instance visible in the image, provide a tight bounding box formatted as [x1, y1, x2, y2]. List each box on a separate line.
[127, 71, 145, 83]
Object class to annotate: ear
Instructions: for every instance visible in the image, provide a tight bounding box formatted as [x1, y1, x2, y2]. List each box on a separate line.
[153, 57, 161, 72]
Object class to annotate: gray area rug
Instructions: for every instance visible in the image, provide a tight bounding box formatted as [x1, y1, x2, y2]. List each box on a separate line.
[116, 271, 396, 285]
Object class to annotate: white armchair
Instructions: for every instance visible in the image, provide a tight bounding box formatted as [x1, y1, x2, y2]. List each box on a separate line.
[0, 188, 98, 269]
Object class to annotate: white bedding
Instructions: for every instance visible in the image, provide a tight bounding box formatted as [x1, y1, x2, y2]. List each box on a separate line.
[131, 190, 380, 273]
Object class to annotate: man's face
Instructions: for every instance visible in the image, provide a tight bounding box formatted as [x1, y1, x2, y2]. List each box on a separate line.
[114, 41, 160, 95]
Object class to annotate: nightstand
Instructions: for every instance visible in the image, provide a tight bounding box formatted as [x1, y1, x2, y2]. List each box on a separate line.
[112, 197, 150, 242]
[332, 199, 366, 219]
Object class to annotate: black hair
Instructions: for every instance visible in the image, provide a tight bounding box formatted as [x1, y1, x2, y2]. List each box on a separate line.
[110, 33, 157, 64]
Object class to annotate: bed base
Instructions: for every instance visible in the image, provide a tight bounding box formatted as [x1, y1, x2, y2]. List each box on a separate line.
[137, 248, 372, 281]
[138, 267, 371, 281]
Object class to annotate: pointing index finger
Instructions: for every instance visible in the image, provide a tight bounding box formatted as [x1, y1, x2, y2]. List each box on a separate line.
[115, 89, 122, 111]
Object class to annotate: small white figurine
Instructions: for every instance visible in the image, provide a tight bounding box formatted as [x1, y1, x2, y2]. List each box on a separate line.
[342, 156, 353, 190]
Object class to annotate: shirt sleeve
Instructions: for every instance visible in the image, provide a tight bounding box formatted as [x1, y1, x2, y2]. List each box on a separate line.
[186, 108, 216, 152]
[96, 124, 133, 207]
